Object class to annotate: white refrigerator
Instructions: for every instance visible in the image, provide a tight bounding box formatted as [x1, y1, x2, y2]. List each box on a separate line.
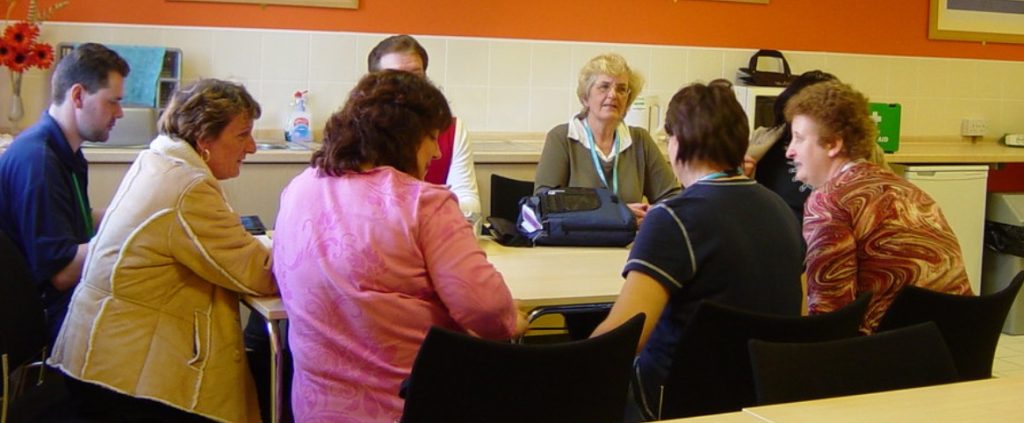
[894, 165, 989, 294]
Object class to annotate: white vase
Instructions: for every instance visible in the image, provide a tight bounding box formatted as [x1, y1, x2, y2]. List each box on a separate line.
[8, 71, 24, 125]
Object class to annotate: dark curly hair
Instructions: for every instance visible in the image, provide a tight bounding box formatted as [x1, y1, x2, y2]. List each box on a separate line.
[784, 80, 877, 161]
[664, 79, 749, 170]
[313, 70, 452, 177]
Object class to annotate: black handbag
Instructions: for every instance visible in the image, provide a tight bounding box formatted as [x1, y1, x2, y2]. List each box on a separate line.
[517, 187, 637, 247]
[737, 49, 798, 87]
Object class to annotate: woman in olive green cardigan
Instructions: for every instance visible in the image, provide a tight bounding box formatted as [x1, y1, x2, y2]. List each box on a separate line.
[535, 53, 680, 225]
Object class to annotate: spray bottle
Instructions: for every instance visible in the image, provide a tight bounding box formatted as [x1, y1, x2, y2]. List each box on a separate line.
[285, 90, 312, 143]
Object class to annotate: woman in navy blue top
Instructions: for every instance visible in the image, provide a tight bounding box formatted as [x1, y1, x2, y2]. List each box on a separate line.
[591, 80, 804, 421]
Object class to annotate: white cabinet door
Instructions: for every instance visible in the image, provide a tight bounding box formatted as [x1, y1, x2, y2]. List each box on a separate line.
[897, 165, 989, 294]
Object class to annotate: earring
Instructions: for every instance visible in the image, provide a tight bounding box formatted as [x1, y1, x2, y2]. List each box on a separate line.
[201, 148, 211, 162]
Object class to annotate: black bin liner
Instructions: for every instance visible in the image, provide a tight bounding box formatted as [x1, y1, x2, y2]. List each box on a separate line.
[985, 221, 1024, 258]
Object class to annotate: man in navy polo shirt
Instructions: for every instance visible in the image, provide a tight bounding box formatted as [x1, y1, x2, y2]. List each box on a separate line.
[0, 43, 129, 345]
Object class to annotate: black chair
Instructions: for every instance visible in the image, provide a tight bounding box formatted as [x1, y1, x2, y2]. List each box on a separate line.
[656, 293, 871, 420]
[489, 174, 534, 223]
[749, 322, 959, 405]
[876, 271, 1024, 381]
[400, 313, 645, 423]
[0, 229, 47, 423]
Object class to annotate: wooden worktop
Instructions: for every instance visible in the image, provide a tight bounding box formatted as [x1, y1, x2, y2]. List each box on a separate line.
[884, 137, 1024, 164]
[74, 134, 1024, 165]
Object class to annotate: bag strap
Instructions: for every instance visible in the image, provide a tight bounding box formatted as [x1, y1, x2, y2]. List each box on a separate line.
[746, 49, 792, 76]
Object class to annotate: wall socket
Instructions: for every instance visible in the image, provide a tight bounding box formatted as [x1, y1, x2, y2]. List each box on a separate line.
[961, 118, 988, 137]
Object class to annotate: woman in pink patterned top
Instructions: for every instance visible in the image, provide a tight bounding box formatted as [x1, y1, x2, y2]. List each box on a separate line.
[273, 71, 528, 422]
[785, 81, 972, 334]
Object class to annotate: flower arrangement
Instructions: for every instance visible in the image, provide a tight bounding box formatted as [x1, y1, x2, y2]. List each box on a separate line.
[1, 0, 67, 124]
[1, 0, 67, 72]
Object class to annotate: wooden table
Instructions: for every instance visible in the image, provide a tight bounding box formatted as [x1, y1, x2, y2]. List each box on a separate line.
[741, 376, 1023, 422]
[657, 376, 1024, 422]
[477, 238, 629, 308]
[657, 411, 765, 422]
[242, 237, 631, 423]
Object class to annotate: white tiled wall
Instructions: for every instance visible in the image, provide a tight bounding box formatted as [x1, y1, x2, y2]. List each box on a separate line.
[5, 22, 1023, 140]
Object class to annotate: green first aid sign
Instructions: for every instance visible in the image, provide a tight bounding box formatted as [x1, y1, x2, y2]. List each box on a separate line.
[869, 103, 901, 153]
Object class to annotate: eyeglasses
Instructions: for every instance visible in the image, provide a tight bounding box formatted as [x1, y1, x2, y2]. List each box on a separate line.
[594, 82, 631, 97]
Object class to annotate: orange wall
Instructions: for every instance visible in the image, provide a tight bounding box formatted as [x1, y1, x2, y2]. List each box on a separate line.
[27, 0, 1024, 61]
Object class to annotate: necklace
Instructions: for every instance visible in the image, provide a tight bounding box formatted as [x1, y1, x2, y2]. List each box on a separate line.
[697, 167, 744, 182]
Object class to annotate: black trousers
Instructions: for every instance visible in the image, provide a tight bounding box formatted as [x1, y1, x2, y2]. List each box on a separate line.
[65, 376, 213, 422]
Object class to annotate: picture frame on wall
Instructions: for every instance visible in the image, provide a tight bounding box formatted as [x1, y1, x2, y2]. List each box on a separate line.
[169, 0, 358, 9]
[929, 0, 1024, 44]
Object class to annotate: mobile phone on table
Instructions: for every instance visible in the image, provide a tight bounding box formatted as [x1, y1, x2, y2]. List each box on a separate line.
[240, 215, 267, 235]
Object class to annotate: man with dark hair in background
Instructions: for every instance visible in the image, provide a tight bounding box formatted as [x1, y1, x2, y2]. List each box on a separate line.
[368, 34, 482, 225]
[0, 42, 129, 345]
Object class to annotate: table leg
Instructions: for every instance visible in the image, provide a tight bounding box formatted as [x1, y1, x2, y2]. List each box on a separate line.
[516, 303, 614, 343]
[266, 318, 283, 423]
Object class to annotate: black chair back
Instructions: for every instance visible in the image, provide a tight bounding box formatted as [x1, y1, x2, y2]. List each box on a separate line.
[749, 322, 959, 405]
[659, 293, 871, 419]
[489, 174, 534, 223]
[876, 271, 1024, 381]
[1, 229, 48, 423]
[400, 313, 645, 423]
[0, 229, 46, 370]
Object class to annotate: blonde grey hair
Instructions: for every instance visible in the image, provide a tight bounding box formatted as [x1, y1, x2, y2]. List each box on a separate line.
[576, 53, 645, 115]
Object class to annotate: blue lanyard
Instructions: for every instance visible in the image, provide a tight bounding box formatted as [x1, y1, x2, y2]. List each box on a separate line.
[583, 120, 620, 194]
[698, 168, 744, 182]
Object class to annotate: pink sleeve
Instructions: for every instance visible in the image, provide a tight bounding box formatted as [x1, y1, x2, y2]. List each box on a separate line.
[804, 190, 858, 315]
[417, 188, 518, 339]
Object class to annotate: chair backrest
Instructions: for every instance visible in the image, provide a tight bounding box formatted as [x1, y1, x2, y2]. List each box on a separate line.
[0, 229, 47, 368]
[749, 321, 959, 405]
[876, 271, 1024, 381]
[660, 293, 871, 419]
[400, 313, 645, 423]
[489, 174, 534, 223]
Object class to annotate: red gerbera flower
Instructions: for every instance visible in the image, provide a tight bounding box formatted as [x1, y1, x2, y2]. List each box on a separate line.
[0, 41, 13, 63]
[28, 43, 53, 69]
[3, 22, 40, 48]
[6, 46, 31, 73]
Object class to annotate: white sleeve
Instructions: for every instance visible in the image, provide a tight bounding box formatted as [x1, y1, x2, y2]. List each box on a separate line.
[445, 118, 482, 219]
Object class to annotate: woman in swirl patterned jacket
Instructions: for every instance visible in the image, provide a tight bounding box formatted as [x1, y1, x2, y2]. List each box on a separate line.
[784, 80, 972, 334]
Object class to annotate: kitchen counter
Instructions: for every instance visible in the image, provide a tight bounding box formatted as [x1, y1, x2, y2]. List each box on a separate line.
[81, 135, 555, 164]
[72, 134, 1024, 225]
[83, 142, 316, 163]
[80, 135, 1024, 165]
[468, 134, 1024, 165]
[884, 137, 1024, 164]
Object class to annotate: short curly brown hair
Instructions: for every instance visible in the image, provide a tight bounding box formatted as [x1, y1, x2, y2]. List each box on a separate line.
[313, 70, 452, 177]
[158, 79, 261, 150]
[784, 80, 877, 161]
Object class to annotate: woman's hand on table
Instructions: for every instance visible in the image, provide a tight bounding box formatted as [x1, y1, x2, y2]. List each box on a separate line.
[513, 301, 530, 337]
[628, 203, 649, 227]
